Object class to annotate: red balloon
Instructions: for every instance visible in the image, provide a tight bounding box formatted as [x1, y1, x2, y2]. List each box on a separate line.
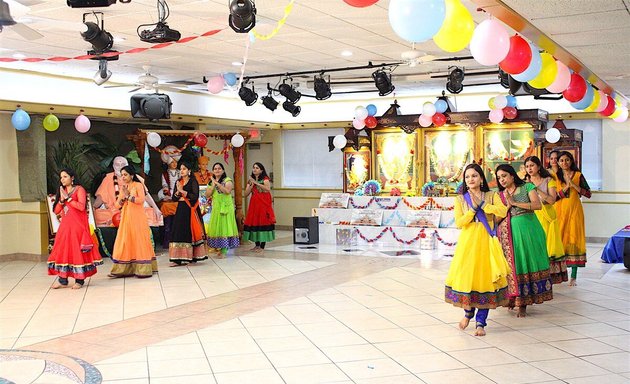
[600, 95, 616, 116]
[432, 113, 447, 127]
[112, 211, 121, 228]
[364, 115, 378, 128]
[503, 106, 518, 120]
[499, 35, 532, 75]
[562, 73, 587, 102]
[343, 0, 379, 7]
[194, 133, 208, 147]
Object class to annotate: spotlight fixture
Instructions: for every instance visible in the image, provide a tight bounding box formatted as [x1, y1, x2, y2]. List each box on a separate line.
[314, 74, 332, 100]
[228, 0, 256, 33]
[372, 69, 394, 96]
[283, 100, 301, 117]
[498, 69, 510, 89]
[0, 0, 17, 32]
[238, 82, 258, 106]
[278, 82, 301, 103]
[446, 67, 464, 94]
[81, 14, 113, 54]
[93, 59, 112, 85]
[261, 89, 278, 111]
[68, 0, 117, 8]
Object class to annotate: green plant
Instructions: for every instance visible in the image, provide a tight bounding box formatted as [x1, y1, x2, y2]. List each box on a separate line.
[46, 140, 96, 194]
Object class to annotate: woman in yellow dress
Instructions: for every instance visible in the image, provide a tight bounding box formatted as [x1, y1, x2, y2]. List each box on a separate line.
[525, 156, 567, 284]
[445, 164, 511, 336]
[554, 151, 591, 286]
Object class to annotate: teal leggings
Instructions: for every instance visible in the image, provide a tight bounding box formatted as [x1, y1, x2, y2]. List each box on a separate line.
[571, 266, 578, 279]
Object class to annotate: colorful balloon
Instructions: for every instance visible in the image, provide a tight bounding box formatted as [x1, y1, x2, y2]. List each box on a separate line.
[343, 0, 379, 7]
[528, 52, 557, 89]
[353, 117, 366, 130]
[433, 0, 474, 52]
[355, 106, 369, 120]
[488, 97, 496, 110]
[223, 72, 238, 86]
[583, 89, 601, 112]
[489, 109, 504, 123]
[423, 102, 436, 117]
[194, 133, 208, 147]
[569, 84, 594, 110]
[75, 115, 91, 133]
[612, 106, 629, 123]
[506, 95, 517, 108]
[512, 44, 541, 82]
[11, 108, 31, 131]
[469, 19, 510, 66]
[562, 73, 587, 102]
[499, 35, 532, 75]
[434, 99, 448, 113]
[364, 115, 378, 128]
[600, 95, 616, 117]
[503, 106, 518, 120]
[366, 104, 377, 116]
[389, 0, 446, 43]
[546, 60, 571, 93]
[494, 95, 508, 109]
[207, 76, 224, 94]
[595, 91, 608, 112]
[43, 114, 60, 132]
[432, 112, 447, 126]
[418, 114, 432, 127]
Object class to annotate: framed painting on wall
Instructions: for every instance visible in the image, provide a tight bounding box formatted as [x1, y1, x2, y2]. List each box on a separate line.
[372, 129, 417, 193]
[483, 127, 535, 189]
[344, 149, 371, 193]
[423, 129, 474, 188]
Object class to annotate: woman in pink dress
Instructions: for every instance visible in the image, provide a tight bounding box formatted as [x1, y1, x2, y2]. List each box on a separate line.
[48, 169, 103, 289]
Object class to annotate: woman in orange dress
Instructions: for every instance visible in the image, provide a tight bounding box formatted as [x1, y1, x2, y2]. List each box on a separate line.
[109, 166, 157, 278]
[48, 169, 103, 289]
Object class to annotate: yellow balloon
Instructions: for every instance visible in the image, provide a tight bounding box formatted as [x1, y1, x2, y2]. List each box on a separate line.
[433, 0, 474, 53]
[528, 52, 557, 89]
[488, 97, 496, 110]
[584, 90, 600, 112]
[43, 114, 60, 132]
[610, 102, 623, 119]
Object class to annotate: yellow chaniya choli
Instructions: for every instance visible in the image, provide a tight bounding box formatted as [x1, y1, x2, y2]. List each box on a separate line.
[445, 191, 511, 310]
[554, 171, 591, 267]
[533, 177, 567, 283]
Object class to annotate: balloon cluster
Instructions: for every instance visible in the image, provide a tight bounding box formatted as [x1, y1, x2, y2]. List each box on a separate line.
[11, 107, 93, 133]
[352, 104, 378, 130]
[206, 72, 238, 94]
[487, 95, 518, 123]
[418, 100, 448, 127]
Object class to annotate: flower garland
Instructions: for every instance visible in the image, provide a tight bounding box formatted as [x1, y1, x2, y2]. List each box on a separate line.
[374, 197, 400, 210]
[431, 199, 454, 211]
[391, 228, 427, 245]
[349, 197, 374, 209]
[402, 197, 432, 210]
[251, 0, 295, 41]
[434, 230, 457, 247]
[151, 134, 232, 157]
[356, 226, 390, 242]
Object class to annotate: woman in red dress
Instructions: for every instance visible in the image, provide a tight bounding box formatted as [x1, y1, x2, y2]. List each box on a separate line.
[243, 162, 276, 253]
[48, 169, 103, 289]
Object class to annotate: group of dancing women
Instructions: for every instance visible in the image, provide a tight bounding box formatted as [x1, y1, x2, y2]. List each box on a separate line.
[47, 161, 276, 287]
[445, 150, 591, 336]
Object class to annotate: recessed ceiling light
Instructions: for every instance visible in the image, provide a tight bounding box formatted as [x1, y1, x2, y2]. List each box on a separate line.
[232, 61, 243, 66]
[12, 53, 26, 59]
[341, 50, 353, 57]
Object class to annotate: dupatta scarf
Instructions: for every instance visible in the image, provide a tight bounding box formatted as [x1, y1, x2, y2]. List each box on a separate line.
[178, 179, 206, 246]
[496, 191, 519, 298]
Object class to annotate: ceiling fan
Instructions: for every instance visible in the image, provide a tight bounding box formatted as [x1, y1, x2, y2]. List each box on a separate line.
[105, 65, 182, 93]
[0, 0, 43, 40]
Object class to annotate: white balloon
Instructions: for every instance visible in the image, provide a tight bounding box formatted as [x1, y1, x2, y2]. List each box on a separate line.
[354, 106, 369, 120]
[613, 107, 629, 123]
[146, 132, 161, 148]
[494, 95, 508, 109]
[231, 133, 245, 148]
[333, 134, 347, 149]
[422, 102, 436, 117]
[545, 128, 561, 143]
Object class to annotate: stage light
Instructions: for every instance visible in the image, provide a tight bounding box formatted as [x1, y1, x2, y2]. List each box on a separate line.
[228, 0, 256, 33]
[283, 100, 301, 117]
[372, 69, 394, 96]
[81, 20, 113, 53]
[262, 91, 278, 111]
[278, 82, 301, 103]
[446, 67, 464, 94]
[498, 69, 510, 89]
[238, 83, 258, 106]
[93, 59, 112, 85]
[314, 75, 332, 100]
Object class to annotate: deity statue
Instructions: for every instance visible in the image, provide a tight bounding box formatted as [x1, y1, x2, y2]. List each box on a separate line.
[93, 156, 163, 227]
[194, 156, 212, 185]
[157, 145, 182, 217]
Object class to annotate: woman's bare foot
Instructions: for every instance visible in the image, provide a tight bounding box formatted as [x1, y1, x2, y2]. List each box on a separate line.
[71, 283, 83, 289]
[254, 248, 264, 253]
[517, 307, 527, 318]
[459, 317, 471, 330]
[250, 246, 260, 251]
[51, 282, 68, 289]
[569, 278, 577, 286]
[474, 326, 486, 336]
[169, 263, 184, 267]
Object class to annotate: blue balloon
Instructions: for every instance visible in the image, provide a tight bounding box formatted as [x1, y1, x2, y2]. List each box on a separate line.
[512, 43, 542, 82]
[366, 104, 377, 117]
[570, 83, 594, 110]
[389, 0, 446, 43]
[223, 72, 238, 86]
[506, 95, 517, 108]
[11, 108, 31, 131]
[434, 99, 448, 113]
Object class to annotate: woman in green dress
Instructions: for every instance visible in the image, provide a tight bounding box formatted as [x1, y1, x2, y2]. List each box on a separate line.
[205, 162, 239, 257]
[495, 164, 553, 317]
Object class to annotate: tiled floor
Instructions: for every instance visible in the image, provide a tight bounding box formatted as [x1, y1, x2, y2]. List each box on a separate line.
[0, 232, 629, 383]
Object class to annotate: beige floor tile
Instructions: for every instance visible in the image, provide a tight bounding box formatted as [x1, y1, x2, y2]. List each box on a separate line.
[499, 342, 573, 362]
[375, 339, 441, 358]
[480, 330, 539, 347]
[265, 347, 332, 368]
[581, 352, 630, 373]
[449, 347, 521, 367]
[355, 374, 425, 384]
[214, 368, 285, 384]
[322, 344, 387, 363]
[337, 357, 411, 380]
[396, 352, 466, 373]
[151, 332, 201, 346]
[520, 326, 586, 342]
[95, 362, 149, 381]
[277, 363, 350, 384]
[549, 338, 623, 356]
[0, 359, 45, 383]
[354, 328, 415, 343]
[305, 331, 368, 347]
[563, 374, 630, 384]
[564, 323, 630, 338]
[147, 343, 206, 361]
[596, 334, 630, 351]
[96, 349, 148, 364]
[246, 324, 303, 339]
[148, 357, 211, 378]
[530, 357, 612, 379]
[101, 379, 149, 384]
[476, 362, 556, 384]
[150, 375, 217, 384]
[255, 335, 316, 352]
[426, 334, 492, 352]
[208, 352, 273, 373]
[418, 368, 496, 384]
[201, 338, 262, 356]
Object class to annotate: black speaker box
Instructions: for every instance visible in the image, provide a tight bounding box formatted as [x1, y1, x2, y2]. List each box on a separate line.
[293, 216, 319, 245]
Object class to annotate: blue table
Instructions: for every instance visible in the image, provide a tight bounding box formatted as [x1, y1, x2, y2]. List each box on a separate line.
[601, 228, 630, 265]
